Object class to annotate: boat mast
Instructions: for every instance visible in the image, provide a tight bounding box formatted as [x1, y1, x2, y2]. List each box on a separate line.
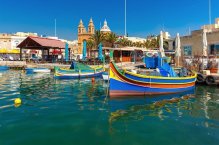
[209, 0, 212, 25]
[125, 0, 127, 37]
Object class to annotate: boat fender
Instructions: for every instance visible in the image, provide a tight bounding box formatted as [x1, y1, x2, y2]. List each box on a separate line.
[205, 75, 216, 85]
[146, 52, 153, 57]
[196, 73, 205, 83]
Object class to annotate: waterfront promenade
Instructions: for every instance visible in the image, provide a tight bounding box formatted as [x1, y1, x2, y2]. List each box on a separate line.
[0, 61, 144, 70]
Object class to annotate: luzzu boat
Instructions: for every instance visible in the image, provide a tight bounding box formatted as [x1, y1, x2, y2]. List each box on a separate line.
[54, 62, 104, 79]
[109, 62, 197, 97]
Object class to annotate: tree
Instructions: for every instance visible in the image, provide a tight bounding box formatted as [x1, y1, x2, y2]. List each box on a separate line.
[91, 30, 104, 49]
[105, 32, 118, 48]
[150, 38, 159, 49]
[118, 37, 129, 47]
[87, 40, 94, 57]
[143, 39, 151, 48]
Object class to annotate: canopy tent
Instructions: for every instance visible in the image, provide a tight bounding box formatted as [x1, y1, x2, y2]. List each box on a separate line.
[17, 36, 68, 61]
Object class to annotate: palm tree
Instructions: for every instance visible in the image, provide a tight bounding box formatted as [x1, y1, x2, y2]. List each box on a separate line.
[143, 39, 151, 49]
[118, 37, 129, 47]
[87, 40, 94, 57]
[135, 42, 143, 47]
[150, 38, 159, 49]
[91, 30, 104, 49]
[105, 32, 117, 48]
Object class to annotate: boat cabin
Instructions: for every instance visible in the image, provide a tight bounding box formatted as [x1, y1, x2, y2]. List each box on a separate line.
[103, 47, 145, 63]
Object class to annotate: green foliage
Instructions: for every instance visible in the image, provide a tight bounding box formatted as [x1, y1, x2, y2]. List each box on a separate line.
[90, 30, 105, 49]
[105, 32, 117, 48]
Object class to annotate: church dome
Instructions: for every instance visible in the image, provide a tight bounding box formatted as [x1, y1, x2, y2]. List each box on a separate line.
[100, 20, 111, 32]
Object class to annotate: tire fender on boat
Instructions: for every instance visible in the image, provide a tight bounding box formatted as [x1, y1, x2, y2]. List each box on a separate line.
[205, 75, 216, 85]
[197, 73, 205, 83]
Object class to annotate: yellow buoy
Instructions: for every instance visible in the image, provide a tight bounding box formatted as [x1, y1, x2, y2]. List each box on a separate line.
[14, 98, 22, 105]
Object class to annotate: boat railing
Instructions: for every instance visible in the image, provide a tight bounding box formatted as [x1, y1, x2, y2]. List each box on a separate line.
[125, 67, 196, 78]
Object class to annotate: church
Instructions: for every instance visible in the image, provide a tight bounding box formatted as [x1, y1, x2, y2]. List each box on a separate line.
[77, 18, 111, 56]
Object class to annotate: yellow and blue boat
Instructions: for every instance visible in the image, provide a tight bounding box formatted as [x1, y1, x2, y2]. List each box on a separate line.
[109, 62, 197, 97]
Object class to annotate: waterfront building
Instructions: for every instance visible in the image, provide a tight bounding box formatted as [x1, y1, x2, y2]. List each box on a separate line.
[124, 37, 146, 43]
[168, 18, 219, 58]
[0, 34, 11, 52]
[201, 18, 219, 32]
[0, 32, 38, 60]
[77, 18, 95, 56]
[66, 40, 78, 60]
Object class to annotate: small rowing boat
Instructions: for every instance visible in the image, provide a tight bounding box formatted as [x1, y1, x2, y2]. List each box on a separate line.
[26, 68, 51, 74]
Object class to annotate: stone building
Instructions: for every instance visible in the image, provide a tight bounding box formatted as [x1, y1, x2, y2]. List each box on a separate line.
[0, 32, 38, 59]
[168, 18, 219, 58]
[77, 18, 95, 55]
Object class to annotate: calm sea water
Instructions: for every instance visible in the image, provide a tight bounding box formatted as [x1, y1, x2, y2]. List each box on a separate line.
[0, 70, 219, 145]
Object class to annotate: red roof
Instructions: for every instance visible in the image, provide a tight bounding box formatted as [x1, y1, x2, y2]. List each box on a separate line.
[17, 36, 66, 49]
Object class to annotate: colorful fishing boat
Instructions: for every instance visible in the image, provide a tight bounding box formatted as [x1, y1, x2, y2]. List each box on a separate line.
[54, 62, 104, 79]
[0, 66, 9, 71]
[109, 62, 197, 97]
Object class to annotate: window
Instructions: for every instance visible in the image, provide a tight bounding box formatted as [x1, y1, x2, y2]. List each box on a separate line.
[15, 40, 19, 47]
[183, 46, 192, 56]
[209, 44, 219, 56]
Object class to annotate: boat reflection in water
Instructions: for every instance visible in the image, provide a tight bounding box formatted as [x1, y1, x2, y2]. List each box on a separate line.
[108, 88, 196, 123]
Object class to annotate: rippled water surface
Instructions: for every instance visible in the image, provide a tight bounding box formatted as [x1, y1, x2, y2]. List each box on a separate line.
[0, 70, 219, 145]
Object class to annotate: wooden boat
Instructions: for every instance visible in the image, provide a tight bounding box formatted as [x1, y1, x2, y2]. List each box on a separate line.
[210, 68, 218, 73]
[54, 65, 104, 79]
[109, 62, 197, 97]
[26, 68, 51, 74]
[0, 66, 9, 71]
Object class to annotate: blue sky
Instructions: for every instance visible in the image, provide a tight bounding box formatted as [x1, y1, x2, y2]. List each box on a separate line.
[0, 0, 218, 40]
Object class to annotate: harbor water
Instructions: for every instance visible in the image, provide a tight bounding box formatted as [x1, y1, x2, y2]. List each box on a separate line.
[0, 70, 219, 145]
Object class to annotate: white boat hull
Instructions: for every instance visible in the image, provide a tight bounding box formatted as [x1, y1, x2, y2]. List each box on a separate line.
[102, 74, 109, 81]
[33, 69, 51, 73]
